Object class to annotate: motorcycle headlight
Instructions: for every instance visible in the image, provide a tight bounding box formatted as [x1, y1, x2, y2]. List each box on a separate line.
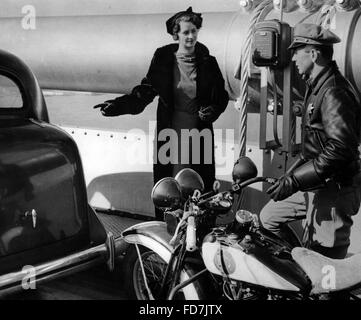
[232, 156, 258, 183]
[175, 168, 204, 198]
[151, 177, 183, 209]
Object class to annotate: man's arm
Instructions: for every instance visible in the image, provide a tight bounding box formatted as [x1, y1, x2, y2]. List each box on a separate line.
[313, 87, 360, 179]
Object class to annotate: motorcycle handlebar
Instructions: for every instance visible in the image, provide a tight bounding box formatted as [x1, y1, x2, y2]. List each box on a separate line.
[186, 215, 197, 252]
[182, 177, 276, 249]
[197, 176, 276, 207]
[234, 176, 277, 191]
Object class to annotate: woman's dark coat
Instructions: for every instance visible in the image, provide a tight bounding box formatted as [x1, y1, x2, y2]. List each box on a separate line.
[111, 42, 229, 190]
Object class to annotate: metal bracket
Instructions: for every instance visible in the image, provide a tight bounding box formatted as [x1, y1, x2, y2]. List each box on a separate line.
[259, 61, 299, 155]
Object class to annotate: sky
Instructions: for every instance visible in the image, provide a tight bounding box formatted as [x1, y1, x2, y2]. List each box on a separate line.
[0, 0, 241, 17]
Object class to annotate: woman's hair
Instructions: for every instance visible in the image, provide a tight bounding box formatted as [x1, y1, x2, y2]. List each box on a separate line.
[172, 14, 202, 40]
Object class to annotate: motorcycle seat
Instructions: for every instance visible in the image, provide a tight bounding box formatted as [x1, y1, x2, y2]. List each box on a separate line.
[291, 247, 361, 294]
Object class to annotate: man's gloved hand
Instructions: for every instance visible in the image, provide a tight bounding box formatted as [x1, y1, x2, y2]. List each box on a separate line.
[266, 175, 300, 201]
[198, 105, 219, 123]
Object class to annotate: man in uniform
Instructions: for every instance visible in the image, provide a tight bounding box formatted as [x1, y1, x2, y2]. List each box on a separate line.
[260, 23, 361, 259]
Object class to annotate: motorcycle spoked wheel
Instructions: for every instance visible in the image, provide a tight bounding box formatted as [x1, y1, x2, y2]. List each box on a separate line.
[121, 244, 206, 300]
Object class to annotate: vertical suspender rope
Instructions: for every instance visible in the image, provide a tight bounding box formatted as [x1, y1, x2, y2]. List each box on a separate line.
[316, 4, 336, 29]
[234, 0, 274, 211]
[237, 0, 274, 158]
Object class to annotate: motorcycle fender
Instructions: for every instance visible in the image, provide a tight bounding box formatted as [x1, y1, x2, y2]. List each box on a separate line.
[122, 221, 202, 299]
[122, 221, 173, 262]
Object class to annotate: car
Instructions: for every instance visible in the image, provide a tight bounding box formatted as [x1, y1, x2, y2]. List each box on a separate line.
[0, 49, 136, 297]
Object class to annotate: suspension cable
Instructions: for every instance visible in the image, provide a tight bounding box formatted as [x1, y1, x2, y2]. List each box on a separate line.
[236, 0, 274, 157]
[316, 3, 336, 28]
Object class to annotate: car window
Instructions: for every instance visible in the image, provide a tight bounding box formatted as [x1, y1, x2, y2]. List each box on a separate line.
[0, 75, 23, 109]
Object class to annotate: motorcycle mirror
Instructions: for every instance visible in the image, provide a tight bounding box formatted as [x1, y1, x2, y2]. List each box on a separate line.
[151, 177, 182, 209]
[175, 168, 204, 199]
[232, 156, 258, 183]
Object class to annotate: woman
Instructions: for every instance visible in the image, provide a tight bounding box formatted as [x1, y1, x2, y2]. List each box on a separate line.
[94, 7, 229, 220]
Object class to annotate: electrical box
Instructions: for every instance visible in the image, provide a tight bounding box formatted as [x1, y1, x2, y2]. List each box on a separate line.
[252, 20, 292, 69]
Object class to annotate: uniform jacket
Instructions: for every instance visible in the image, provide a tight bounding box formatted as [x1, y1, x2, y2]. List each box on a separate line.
[112, 42, 229, 188]
[302, 61, 361, 183]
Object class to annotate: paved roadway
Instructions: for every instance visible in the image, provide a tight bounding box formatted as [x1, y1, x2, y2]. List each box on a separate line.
[4, 263, 127, 300]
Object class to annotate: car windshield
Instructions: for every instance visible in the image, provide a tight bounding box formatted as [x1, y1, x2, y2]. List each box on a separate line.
[0, 75, 23, 109]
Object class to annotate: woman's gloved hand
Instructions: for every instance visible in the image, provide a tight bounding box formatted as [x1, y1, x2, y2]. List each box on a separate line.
[93, 95, 138, 116]
[198, 105, 219, 122]
[93, 100, 118, 116]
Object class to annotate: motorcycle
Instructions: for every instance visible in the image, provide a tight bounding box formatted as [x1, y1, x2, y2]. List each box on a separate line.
[121, 157, 361, 300]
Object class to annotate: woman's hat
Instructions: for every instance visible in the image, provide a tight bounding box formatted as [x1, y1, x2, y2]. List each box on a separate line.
[166, 7, 202, 35]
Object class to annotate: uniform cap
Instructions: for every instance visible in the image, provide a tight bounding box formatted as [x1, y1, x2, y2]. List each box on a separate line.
[288, 23, 341, 50]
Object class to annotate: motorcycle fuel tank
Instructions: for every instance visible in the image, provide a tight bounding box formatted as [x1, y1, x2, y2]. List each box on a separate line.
[0, 119, 90, 274]
[202, 227, 311, 293]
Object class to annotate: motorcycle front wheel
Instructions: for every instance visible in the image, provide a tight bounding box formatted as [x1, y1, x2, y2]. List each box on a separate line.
[121, 244, 207, 300]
